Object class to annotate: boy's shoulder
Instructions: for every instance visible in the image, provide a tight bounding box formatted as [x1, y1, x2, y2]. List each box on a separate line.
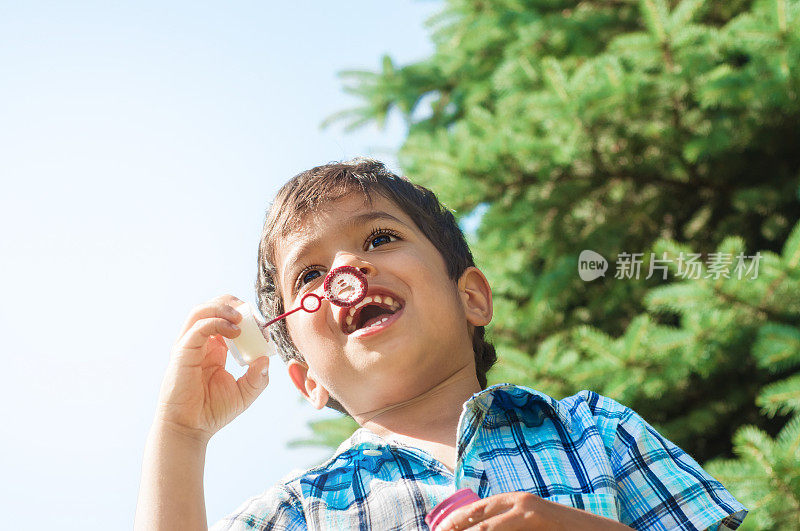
[467, 383, 635, 435]
[467, 384, 748, 529]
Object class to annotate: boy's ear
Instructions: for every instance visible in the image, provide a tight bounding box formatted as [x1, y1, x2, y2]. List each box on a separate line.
[286, 359, 330, 410]
[457, 266, 493, 328]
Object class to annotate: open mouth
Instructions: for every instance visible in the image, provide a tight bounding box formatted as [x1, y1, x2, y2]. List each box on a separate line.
[341, 289, 404, 335]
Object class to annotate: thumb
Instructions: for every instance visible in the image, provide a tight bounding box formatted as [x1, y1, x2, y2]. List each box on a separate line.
[236, 356, 270, 411]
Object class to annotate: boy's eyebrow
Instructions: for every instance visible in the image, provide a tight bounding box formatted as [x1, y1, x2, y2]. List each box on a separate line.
[282, 211, 410, 289]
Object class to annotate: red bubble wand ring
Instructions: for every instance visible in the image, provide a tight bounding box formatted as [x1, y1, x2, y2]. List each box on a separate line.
[262, 265, 368, 328]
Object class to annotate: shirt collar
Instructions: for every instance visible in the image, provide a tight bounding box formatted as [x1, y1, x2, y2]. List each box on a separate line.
[334, 427, 385, 455]
[335, 383, 572, 458]
[464, 383, 572, 429]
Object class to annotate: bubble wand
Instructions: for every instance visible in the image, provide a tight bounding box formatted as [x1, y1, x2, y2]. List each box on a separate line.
[224, 266, 368, 366]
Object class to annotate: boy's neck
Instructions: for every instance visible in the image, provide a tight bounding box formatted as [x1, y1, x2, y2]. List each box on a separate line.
[352, 365, 481, 471]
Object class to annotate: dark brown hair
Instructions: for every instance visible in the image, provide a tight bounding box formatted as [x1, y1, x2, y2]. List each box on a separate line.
[255, 158, 496, 414]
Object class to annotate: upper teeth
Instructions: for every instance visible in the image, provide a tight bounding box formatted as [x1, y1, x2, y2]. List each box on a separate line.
[345, 294, 402, 332]
[348, 295, 401, 316]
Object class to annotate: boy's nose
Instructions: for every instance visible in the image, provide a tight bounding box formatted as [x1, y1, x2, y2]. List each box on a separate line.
[347, 265, 371, 277]
[332, 254, 374, 277]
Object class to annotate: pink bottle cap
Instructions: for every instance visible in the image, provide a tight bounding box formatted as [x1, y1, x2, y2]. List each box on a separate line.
[425, 488, 480, 530]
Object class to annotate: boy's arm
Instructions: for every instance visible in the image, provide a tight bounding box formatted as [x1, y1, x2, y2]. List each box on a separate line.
[134, 419, 210, 531]
[135, 295, 270, 530]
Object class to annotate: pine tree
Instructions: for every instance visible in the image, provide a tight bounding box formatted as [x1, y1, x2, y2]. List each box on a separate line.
[306, 1, 800, 526]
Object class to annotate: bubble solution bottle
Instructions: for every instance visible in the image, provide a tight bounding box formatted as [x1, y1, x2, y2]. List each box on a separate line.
[425, 489, 481, 531]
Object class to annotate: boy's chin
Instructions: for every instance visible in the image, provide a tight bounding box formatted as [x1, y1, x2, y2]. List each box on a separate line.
[346, 335, 459, 387]
[347, 345, 421, 377]
[347, 329, 410, 356]
[372, 352, 447, 385]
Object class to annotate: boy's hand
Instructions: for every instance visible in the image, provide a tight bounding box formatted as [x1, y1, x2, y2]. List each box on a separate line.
[154, 294, 270, 444]
[437, 491, 631, 530]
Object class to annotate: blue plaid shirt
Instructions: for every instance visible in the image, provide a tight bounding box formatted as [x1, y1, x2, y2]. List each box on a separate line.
[211, 384, 747, 530]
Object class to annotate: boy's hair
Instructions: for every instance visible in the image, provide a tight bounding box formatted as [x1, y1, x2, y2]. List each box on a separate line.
[255, 158, 497, 414]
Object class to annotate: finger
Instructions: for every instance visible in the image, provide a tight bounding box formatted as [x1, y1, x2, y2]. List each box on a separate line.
[440, 496, 515, 530]
[236, 356, 270, 410]
[176, 295, 243, 341]
[208, 333, 227, 349]
[461, 509, 533, 530]
[173, 317, 241, 365]
[177, 298, 243, 340]
[202, 334, 229, 369]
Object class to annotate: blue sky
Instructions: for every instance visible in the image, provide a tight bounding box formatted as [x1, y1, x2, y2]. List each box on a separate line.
[0, 1, 445, 527]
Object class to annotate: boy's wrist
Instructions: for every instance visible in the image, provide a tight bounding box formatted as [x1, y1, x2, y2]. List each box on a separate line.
[151, 415, 213, 449]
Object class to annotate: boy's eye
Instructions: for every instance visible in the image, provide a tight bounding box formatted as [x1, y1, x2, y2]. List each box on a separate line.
[300, 269, 322, 286]
[367, 231, 398, 250]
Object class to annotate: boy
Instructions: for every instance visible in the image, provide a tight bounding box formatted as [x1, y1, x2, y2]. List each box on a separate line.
[135, 158, 748, 530]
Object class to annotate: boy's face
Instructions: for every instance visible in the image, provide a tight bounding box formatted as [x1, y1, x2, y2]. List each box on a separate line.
[274, 192, 488, 414]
